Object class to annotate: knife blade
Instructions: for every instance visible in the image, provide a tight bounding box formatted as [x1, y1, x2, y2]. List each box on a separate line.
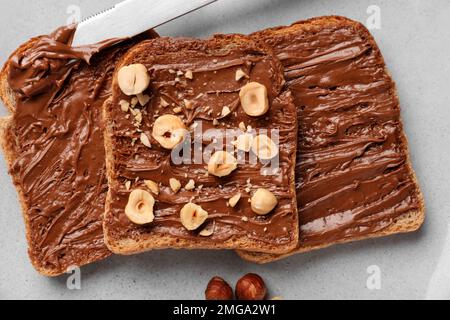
[72, 0, 218, 47]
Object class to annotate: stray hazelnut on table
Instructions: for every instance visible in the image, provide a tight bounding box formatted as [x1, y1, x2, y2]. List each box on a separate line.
[125, 189, 155, 225]
[251, 188, 278, 215]
[251, 134, 279, 160]
[208, 151, 238, 177]
[235, 273, 267, 301]
[118, 64, 150, 96]
[205, 277, 233, 300]
[239, 82, 269, 117]
[152, 115, 187, 149]
[144, 180, 159, 195]
[238, 122, 247, 132]
[180, 202, 208, 231]
[169, 178, 182, 193]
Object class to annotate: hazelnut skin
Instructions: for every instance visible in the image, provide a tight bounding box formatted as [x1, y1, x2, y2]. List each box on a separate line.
[205, 277, 234, 300]
[235, 273, 267, 300]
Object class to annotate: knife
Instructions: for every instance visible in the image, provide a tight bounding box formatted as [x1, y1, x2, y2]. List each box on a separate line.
[72, 0, 218, 47]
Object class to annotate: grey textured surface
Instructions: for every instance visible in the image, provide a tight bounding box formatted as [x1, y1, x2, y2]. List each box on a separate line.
[0, 0, 449, 300]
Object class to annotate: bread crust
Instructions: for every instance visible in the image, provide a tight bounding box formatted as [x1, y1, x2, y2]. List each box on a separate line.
[237, 15, 425, 263]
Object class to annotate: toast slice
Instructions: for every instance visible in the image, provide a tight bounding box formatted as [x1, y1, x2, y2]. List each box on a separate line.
[103, 36, 299, 255]
[237, 16, 425, 263]
[0, 28, 157, 276]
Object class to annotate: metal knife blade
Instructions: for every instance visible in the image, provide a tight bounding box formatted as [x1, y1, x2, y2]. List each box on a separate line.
[72, 0, 218, 47]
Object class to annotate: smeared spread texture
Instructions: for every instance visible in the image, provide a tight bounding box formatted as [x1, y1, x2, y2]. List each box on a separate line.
[0, 26, 157, 276]
[238, 16, 424, 263]
[103, 37, 299, 254]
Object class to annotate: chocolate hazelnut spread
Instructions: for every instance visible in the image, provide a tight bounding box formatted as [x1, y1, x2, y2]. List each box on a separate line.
[4, 25, 157, 274]
[255, 20, 422, 247]
[104, 38, 299, 253]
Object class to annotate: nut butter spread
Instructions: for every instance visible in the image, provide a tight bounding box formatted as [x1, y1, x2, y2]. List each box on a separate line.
[5, 25, 157, 274]
[105, 38, 299, 253]
[255, 19, 423, 247]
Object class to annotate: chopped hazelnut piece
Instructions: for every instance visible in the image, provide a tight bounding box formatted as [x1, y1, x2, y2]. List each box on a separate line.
[160, 98, 170, 107]
[144, 180, 159, 195]
[129, 108, 138, 116]
[140, 133, 152, 148]
[239, 122, 246, 132]
[252, 135, 279, 160]
[199, 222, 215, 237]
[184, 99, 194, 110]
[185, 70, 194, 79]
[125, 180, 131, 191]
[235, 69, 248, 81]
[228, 193, 242, 208]
[170, 178, 182, 193]
[221, 106, 231, 117]
[233, 134, 253, 152]
[131, 97, 139, 107]
[119, 100, 130, 112]
[173, 107, 183, 114]
[185, 179, 196, 191]
[137, 93, 150, 106]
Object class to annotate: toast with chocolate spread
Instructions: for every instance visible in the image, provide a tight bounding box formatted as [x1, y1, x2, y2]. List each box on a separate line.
[237, 16, 425, 263]
[0, 27, 158, 276]
[103, 36, 299, 254]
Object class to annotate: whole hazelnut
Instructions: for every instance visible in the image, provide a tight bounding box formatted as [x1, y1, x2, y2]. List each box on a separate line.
[205, 277, 234, 300]
[235, 273, 267, 300]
